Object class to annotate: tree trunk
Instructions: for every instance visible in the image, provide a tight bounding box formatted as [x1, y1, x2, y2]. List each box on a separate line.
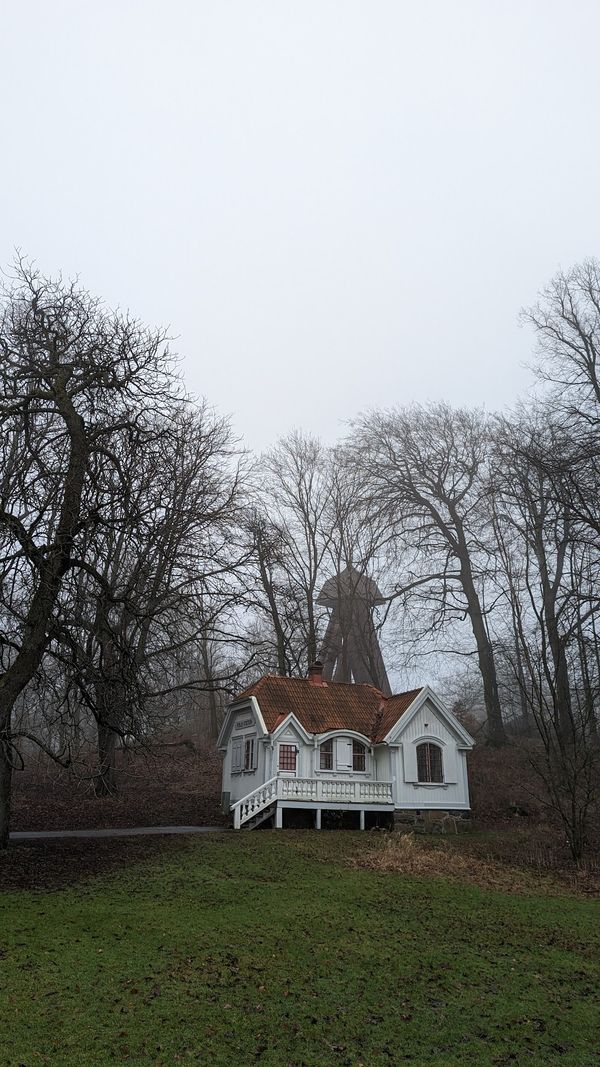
[534, 521, 573, 741]
[542, 606, 572, 741]
[473, 633, 506, 746]
[95, 720, 119, 796]
[455, 538, 506, 745]
[565, 788, 588, 865]
[0, 724, 12, 849]
[258, 554, 288, 675]
[506, 589, 534, 734]
[0, 395, 87, 846]
[200, 636, 220, 741]
[513, 639, 533, 734]
[306, 590, 318, 670]
[94, 660, 123, 796]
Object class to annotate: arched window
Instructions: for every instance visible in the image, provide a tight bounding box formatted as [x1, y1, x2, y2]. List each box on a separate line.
[352, 740, 366, 771]
[319, 739, 333, 770]
[417, 742, 443, 783]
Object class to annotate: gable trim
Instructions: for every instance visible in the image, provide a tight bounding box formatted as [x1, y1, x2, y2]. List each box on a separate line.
[217, 695, 269, 750]
[383, 686, 475, 747]
[271, 712, 314, 744]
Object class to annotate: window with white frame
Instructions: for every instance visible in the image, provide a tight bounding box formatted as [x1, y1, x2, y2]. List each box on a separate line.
[278, 744, 297, 772]
[417, 742, 443, 783]
[352, 740, 366, 771]
[317, 737, 368, 772]
[244, 737, 257, 771]
[319, 739, 333, 770]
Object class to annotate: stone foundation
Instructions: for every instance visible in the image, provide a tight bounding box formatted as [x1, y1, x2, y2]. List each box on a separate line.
[393, 809, 471, 833]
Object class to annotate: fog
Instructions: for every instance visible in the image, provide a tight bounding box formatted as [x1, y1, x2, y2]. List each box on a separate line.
[2, 1, 600, 447]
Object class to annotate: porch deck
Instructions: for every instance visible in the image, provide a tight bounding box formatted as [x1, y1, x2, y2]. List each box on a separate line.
[232, 776, 394, 829]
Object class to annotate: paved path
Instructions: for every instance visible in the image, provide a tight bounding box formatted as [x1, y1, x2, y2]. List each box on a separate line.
[10, 825, 227, 841]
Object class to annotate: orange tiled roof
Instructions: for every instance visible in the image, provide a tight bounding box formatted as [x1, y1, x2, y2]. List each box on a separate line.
[234, 675, 422, 743]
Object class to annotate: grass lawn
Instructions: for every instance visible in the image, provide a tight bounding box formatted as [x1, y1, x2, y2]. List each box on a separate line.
[1, 832, 599, 1067]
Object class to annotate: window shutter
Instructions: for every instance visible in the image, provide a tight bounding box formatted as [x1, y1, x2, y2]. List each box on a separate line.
[232, 738, 243, 773]
[403, 742, 418, 782]
[336, 739, 353, 770]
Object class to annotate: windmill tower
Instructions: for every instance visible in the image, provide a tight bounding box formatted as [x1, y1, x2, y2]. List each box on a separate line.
[317, 565, 391, 695]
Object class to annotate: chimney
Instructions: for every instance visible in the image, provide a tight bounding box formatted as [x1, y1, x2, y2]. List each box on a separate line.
[307, 660, 325, 686]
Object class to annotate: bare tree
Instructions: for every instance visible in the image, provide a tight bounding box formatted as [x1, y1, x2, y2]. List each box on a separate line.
[492, 412, 580, 739]
[491, 409, 600, 860]
[242, 432, 334, 675]
[350, 404, 507, 744]
[525, 258, 600, 419]
[0, 259, 178, 846]
[50, 405, 244, 794]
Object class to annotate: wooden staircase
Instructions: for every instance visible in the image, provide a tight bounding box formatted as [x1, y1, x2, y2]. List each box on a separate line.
[231, 777, 278, 829]
[242, 803, 276, 830]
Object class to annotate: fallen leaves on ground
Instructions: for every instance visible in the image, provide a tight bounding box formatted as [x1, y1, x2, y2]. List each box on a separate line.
[11, 745, 227, 832]
[350, 832, 600, 897]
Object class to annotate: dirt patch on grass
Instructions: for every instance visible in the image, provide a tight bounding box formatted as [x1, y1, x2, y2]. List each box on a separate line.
[11, 745, 226, 832]
[351, 832, 600, 897]
[0, 834, 198, 892]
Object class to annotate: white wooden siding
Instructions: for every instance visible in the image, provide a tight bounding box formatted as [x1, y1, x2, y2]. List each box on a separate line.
[276, 723, 310, 776]
[222, 703, 266, 804]
[401, 698, 456, 745]
[222, 692, 471, 811]
[395, 749, 469, 808]
[374, 747, 391, 782]
[387, 698, 471, 808]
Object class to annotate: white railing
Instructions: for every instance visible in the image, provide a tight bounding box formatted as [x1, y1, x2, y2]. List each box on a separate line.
[232, 776, 279, 829]
[279, 778, 393, 805]
[232, 776, 393, 828]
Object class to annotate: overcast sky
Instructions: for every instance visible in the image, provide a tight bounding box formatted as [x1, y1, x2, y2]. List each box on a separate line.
[2, 1, 600, 450]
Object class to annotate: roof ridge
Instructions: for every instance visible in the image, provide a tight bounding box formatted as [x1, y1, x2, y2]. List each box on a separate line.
[242, 674, 388, 691]
[388, 686, 423, 700]
[319, 680, 384, 694]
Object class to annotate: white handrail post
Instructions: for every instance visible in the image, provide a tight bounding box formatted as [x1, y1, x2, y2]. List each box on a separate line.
[233, 805, 241, 830]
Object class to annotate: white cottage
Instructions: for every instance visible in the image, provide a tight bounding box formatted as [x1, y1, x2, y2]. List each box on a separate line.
[218, 662, 474, 829]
